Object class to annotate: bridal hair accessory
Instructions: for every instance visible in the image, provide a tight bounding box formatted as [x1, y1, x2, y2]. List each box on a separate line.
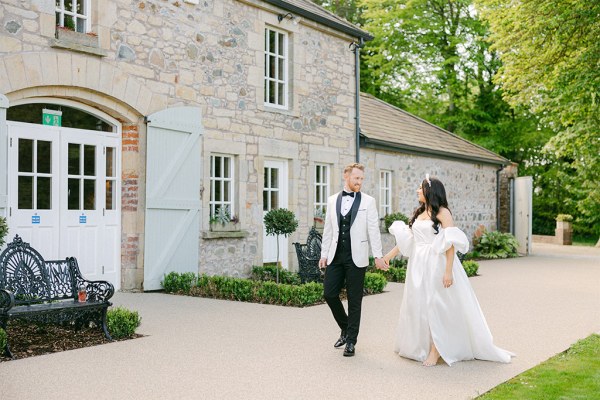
[425, 173, 431, 187]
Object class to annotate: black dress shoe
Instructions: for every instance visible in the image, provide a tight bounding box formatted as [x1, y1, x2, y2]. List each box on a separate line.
[334, 332, 347, 348]
[343, 342, 355, 357]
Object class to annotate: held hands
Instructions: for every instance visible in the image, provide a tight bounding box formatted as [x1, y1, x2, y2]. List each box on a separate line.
[375, 257, 389, 271]
[443, 271, 454, 288]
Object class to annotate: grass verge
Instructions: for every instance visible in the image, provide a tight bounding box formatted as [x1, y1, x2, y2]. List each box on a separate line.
[477, 334, 600, 399]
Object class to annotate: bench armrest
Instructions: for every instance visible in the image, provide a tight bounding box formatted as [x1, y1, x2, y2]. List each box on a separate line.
[82, 279, 115, 303]
[0, 289, 15, 313]
[67, 257, 115, 303]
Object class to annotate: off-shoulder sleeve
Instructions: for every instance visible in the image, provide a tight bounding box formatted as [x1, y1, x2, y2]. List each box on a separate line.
[431, 227, 469, 254]
[388, 221, 414, 257]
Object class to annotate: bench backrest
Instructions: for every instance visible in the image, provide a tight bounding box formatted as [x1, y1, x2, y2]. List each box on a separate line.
[305, 227, 322, 258]
[0, 236, 76, 305]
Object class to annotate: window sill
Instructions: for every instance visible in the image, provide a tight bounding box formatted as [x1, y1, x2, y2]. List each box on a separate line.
[51, 29, 107, 57]
[202, 230, 249, 240]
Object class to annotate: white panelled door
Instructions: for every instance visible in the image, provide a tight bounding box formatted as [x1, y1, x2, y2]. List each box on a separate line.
[144, 107, 202, 291]
[514, 176, 532, 255]
[262, 159, 289, 268]
[7, 122, 121, 287]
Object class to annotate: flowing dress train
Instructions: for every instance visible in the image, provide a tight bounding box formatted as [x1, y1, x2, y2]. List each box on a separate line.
[389, 220, 514, 366]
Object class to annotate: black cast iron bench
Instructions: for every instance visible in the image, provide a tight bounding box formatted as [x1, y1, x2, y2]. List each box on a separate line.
[293, 227, 324, 283]
[0, 235, 114, 358]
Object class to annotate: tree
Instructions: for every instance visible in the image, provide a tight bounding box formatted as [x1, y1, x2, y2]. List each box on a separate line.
[476, 0, 600, 243]
[263, 208, 298, 283]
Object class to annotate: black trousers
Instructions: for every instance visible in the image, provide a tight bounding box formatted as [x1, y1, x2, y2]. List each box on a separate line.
[323, 259, 367, 345]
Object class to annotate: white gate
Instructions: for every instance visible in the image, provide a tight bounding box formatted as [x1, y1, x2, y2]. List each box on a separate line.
[514, 176, 532, 255]
[144, 107, 202, 290]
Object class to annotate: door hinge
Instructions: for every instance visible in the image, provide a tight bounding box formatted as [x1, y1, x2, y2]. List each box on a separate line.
[9, 137, 12, 147]
[102, 265, 105, 274]
[103, 208, 105, 216]
[9, 207, 11, 217]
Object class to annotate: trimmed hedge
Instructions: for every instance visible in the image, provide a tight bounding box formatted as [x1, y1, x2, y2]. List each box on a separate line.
[0, 327, 6, 352]
[162, 271, 387, 307]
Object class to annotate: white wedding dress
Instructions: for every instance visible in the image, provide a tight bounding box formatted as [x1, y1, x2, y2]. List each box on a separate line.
[389, 220, 513, 366]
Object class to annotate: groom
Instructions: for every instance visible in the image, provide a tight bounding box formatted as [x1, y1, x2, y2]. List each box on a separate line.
[319, 163, 387, 357]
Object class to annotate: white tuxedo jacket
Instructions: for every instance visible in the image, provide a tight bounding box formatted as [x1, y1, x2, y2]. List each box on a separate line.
[320, 191, 383, 267]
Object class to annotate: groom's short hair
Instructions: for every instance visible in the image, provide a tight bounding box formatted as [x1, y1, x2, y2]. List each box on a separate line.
[343, 163, 365, 174]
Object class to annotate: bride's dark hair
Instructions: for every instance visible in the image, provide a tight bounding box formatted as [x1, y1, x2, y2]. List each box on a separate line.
[409, 176, 450, 234]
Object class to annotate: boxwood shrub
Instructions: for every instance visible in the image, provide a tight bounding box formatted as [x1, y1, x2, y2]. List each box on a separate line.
[0, 327, 7, 352]
[107, 307, 141, 339]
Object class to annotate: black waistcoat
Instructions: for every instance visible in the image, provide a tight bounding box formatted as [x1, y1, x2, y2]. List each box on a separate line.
[332, 211, 354, 265]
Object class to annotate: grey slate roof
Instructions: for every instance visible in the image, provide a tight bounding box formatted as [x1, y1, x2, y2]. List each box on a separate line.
[261, 0, 372, 40]
[360, 93, 508, 165]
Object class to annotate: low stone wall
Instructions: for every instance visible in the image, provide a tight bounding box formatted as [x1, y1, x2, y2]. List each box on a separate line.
[533, 235, 557, 244]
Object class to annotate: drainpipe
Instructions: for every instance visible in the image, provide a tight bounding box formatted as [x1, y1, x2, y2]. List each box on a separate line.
[351, 38, 363, 163]
[0, 94, 8, 219]
[496, 165, 504, 231]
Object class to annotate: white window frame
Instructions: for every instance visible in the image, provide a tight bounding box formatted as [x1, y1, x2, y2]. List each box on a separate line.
[380, 170, 392, 217]
[55, 0, 91, 33]
[264, 27, 289, 109]
[314, 164, 330, 215]
[209, 155, 235, 218]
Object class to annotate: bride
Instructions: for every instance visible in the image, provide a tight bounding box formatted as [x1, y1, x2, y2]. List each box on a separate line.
[384, 175, 514, 366]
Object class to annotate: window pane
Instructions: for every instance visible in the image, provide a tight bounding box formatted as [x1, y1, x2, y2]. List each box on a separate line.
[105, 180, 114, 210]
[37, 177, 51, 210]
[271, 169, 278, 188]
[18, 176, 33, 209]
[316, 166, 321, 182]
[277, 83, 284, 105]
[278, 57, 284, 80]
[271, 191, 278, 210]
[37, 140, 52, 174]
[106, 147, 115, 177]
[263, 168, 269, 188]
[269, 55, 276, 78]
[224, 181, 230, 202]
[68, 143, 80, 175]
[64, 14, 75, 30]
[263, 190, 268, 211]
[224, 157, 230, 178]
[84, 145, 95, 176]
[214, 180, 221, 202]
[83, 179, 95, 210]
[278, 33, 284, 55]
[55, 11, 61, 27]
[269, 81, 275, 104]
[214, 156, 221, 177]
[18, 139, 33, 173]
[264, 53, 268, 78]
[264, 28, 268, 51]
[76, 0, 85, 14]
[68, 178, 80, 210]
[76, 17, 85, 33]
[269, 30, 275, 53]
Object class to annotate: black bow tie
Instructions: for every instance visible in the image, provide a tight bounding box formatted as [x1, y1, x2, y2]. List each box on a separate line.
[342, 191, 355, 198]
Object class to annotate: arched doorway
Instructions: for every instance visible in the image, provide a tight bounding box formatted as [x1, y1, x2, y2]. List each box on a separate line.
[6, 99, 122, 288]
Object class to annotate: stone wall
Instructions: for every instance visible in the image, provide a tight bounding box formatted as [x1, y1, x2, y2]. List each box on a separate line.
[360, 149, 500, 248]
[0, 0, 359, 283]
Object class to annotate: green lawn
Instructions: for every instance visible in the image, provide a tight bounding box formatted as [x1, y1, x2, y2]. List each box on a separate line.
[477, 334, 600, 399]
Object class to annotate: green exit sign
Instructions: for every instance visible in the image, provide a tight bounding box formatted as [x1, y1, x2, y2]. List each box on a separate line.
[42, 109, 62, 126]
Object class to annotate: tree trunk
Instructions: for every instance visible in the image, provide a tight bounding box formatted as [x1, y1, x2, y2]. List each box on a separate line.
[596, 237, 600, 248]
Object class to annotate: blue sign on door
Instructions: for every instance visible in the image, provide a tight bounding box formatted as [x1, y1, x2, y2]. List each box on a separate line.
[32, 215, 40, 224]
[79, 215, 87, 224]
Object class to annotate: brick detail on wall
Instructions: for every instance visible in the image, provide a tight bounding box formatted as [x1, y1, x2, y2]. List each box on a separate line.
[121, 234, 139, 270]
[122, 124, 139, 152]
[122, 172, 139, 212]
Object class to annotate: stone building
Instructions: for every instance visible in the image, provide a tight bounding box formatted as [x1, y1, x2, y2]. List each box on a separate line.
[0, 0, 372, 290]
[0, 0, 512, 292]
[358, 94, 512, 251]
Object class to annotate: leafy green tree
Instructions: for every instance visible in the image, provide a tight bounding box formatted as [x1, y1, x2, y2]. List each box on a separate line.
[476, 0, 600, 243]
